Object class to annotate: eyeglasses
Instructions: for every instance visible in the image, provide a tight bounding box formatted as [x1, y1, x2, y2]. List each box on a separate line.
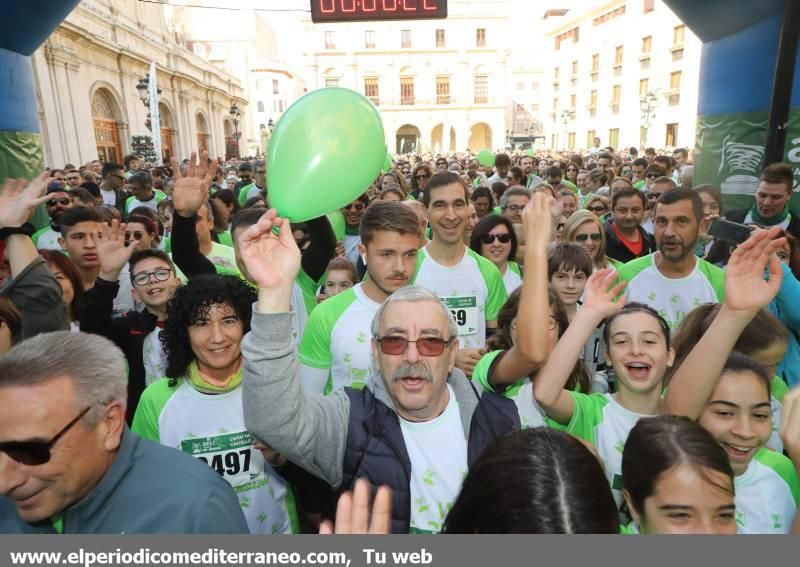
[0, 406, 91, 466]
[415, 174, 430, 180]
[481, 233, 512, 244]
[588, 206, 608, 214]
[125, 230, 145, 242]
[505, 205, 525, 213]
[645, 173, 660, 179]
[47, 198, 71, 207]
[575, 233, 602, 242]
[344, 203, 365, 212]
[647, 192, 662, 200]
[377, 336, 452, 356]
[132, 267, 173, 286]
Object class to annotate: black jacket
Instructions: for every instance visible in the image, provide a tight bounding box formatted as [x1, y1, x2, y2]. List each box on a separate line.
[80, 277, 158, 423]
[604, 219, 656, 264]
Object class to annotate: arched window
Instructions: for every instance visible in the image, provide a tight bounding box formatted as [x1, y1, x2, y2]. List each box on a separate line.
[257, 100, 265, 113]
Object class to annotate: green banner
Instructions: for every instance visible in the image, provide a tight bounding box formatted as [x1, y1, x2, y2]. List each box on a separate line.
[694, 108, 800, 213]
[0, 130, 48, 229]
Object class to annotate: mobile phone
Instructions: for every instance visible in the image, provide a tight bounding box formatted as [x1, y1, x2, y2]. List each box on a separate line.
[708, 218, 752, 245]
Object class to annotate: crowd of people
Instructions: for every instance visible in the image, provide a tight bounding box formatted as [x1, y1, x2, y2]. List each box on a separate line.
[0, 142, 799, 535]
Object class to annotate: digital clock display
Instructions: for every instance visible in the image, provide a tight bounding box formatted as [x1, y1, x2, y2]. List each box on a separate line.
[310, 0, 448, 23]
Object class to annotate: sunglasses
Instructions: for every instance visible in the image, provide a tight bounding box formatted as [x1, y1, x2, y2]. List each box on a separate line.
[575, 233, 602, 242]
[481, 233, 512, 244]
[415, 174, 430, 180]
[47, 198, 71, 207]
[132, 267, 173, 286]
[645, 173, 660, 179]
[588, 206, 608, 214]
[125, 230, 145, 242]
[344, 203, 365, 212]
[648, 192, 663, 200]
[377, 336, 452, 356]
[0, 406, 91, 466]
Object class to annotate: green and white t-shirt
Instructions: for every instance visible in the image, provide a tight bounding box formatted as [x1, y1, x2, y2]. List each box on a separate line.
[617, 254, 725, 330]
[131, 378, 298, 534]
[297, 283, 379, 395]
[400, 385, 468, 534]
[142, 326, 168, 386]
[564, 392, 654, 507]
[412, 246, 507, 349]
[472, 350, 548, 429]
[769, 376, 789, 453]
[32, 226, 61, 251]
[124, 191, 166, 215]
[502, 261, 522, 295]
[734, 448, 798, 534]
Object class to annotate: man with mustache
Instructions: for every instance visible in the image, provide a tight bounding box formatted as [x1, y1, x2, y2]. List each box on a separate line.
[32, 182, 73, 251]
[298, 202, 422, 395]
[238, 209, 520, 533]
[617, 188, 725, 331]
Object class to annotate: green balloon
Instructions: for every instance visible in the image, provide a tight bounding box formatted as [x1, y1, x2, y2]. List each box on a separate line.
[383, 153, 392, 172]
[327, 210, 346, 241]
[477, 149, 495, 167]
[525, 149, 534, 157]
[268, 88, 386, 221]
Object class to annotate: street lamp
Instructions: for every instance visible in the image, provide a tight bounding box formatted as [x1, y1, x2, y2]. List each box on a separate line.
[505, 129, 511, 149]
[267, 118, 275, 132]
[559, 109, 575, 151]
[136, 76, 161, 131]
[640, 91, 659, 146]
[229, 101, 241, 158]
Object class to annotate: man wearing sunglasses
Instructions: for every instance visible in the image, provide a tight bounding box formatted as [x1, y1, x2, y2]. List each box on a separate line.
[341, 194, 369, 266]
[414, 173, 507, 378]
[298, 202, 420, 395]
[32, 183, 73, 251]
[0, 332, 248, 534]
[238, 211, 519, 533]
[81, 219, 181, 422]
[98, 162, 129, 213]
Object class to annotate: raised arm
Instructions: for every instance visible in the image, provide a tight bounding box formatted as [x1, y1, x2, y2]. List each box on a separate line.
[0, 174, 69, 337]
[778, 387, 800, 534]
[490, 192, 554, 384]
[532, 269, 625, 424]
[239, 209, 349, 487]
[170, 152, 217, 278]
[665, 228, 785, 418]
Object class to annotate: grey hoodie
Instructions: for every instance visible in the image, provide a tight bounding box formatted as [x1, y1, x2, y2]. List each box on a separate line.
[242, 309, 485, 489]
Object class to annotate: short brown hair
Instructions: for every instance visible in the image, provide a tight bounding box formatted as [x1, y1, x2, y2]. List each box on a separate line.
[760, 162, 794, 193]
[423, 172, 468, 207]
[548, 242, 593, 279]
[359, 201, 421, 246]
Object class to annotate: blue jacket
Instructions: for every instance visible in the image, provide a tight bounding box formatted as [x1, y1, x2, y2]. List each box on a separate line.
[0, 428, 248, 534]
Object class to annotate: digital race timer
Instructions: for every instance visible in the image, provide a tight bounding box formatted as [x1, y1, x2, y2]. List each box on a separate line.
[310, 0, 448, 23]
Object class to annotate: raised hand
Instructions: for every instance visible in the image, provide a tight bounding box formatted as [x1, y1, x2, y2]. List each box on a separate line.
[581, 268, 626, 319]
[238, 208, 301, 291]
[522, 191, 555, 251]
[319, 478, 392, 535]
[724, 227, 784, 314]
[171, 151, 218, 217]
[97, 220, 139, 281]
[780, 386, 800, 463]
[0, 173, 52, 229]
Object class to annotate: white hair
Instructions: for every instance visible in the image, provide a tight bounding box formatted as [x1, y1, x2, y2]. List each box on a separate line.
[371, 285, 458, 340]
[0, 331, 127, 425]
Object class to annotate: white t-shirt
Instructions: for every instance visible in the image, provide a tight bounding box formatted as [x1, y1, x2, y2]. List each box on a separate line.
[412, 246, 507, 349]
[565, 392, 653, 508]
[400, 385, 468, 534]
[143, 327, 168, 386]
[472, 351, 547, 429]
[618, 254, 725, 331]
[100, 189, 117, 208]
[33, 227, 61, 251]
[734, 448, 798, 534]
[132, 379, 296, 534]
[297, 283, 380, 395]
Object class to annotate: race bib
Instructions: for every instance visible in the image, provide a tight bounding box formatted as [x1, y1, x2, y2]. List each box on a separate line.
[443, 296, 478, 336]
[180, 431, 266, 493]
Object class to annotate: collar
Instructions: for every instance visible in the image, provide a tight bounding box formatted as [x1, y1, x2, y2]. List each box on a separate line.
[187, 359, 243, 393]
[51, 426, 137, 529]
